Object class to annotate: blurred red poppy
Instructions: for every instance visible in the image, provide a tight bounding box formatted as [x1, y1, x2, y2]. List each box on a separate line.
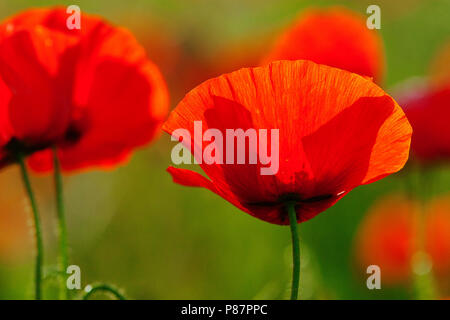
[0, 21, 76, 168]
[264, 7, 385, 83]
[400, 85, 450, 164]
[395, 41, 450, 164]
[0, 8, 169, 172]
[164, 60, 411, 225]
[355, 196, 418, 284]
[426, 197, 450, 278]
[356, 195, 450, 285]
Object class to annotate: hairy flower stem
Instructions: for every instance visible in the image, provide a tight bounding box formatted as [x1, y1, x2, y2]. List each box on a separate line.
[17, 152, 43, 300]
[82, 284, 127, 300]
[53, 147, 69, 300]
[287, 202, 300, 300]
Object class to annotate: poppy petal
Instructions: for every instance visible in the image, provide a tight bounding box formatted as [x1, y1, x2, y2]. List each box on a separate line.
[0, 26, 77, 145]
[167, 166, 250, 216]
[0, 75, 13, 146]
[167, 166, 218, 193]
[401, 85, 450, 163]
[302, 95, 398, 194]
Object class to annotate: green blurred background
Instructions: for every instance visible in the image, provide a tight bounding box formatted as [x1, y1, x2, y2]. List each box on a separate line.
[0, 0, 449, 299]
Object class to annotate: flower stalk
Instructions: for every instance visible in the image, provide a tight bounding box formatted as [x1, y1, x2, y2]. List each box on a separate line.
[287, 202, 300, 300]
[17, 152, 43, 299]
[82, 283, 127, 300]
[53, 147, 69, 300]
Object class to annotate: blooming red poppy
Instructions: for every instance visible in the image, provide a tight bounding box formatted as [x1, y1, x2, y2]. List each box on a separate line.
[164, 60, 412, 225]
[0, 8, 169, 172]
[263, 7, 385, 83]
[399, 84, 450, 163]
[0, 23, 76, 168]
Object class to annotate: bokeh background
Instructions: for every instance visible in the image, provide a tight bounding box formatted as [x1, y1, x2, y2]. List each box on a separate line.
[0, 0, 449, 299]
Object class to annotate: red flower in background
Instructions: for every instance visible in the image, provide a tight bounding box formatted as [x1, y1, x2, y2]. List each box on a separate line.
[355, 196, 417, 284]
[400, 85, 450, 163]
[164, 60, 411, 225]
[355, 195, 450, 285]
[396, 41, 450, 164]
[0, 20, 76, 167]
[264, 7, 385, 83]
[0, 8, 169, 172]
[426, 197, 450, 278]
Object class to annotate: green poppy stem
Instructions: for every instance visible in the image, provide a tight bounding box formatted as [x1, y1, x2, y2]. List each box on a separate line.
[17, 152, 43, 300]
[82, 284, 127, 300]
[287, 201, 300, 300]
[52, 147, 69, 300]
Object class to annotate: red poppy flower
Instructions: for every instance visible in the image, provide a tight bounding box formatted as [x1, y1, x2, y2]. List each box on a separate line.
[0, 22, 76, 168]
[395, 40, 450, 164]
[0, 8, 169, 172]
[163, 60, 412, 225]
[355, 196, 418, 284]
[355, 195, 450, 284]
[400, 84, 450, 163]
[263, 7, 384, 83]
[426, 197, 450, 278]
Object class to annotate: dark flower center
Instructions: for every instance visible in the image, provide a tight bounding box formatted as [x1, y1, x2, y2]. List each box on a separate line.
[64, 125, 82, 144]
[5, 138, 50, 156]
[246, 192, 334, 207]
